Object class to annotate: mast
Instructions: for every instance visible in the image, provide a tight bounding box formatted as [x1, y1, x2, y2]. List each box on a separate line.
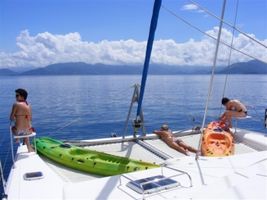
[136, 0, 162, 124]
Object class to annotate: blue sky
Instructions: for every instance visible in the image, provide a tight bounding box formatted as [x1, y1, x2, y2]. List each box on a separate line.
[0, 0, 266, 68]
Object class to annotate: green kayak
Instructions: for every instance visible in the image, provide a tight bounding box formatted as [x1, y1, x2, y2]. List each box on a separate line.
[35, 137, 159, 176]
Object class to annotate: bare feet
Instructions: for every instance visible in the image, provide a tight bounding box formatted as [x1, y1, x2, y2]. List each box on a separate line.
[185, 150, 190, 156]
[27, 145, 35, 153]
[28, 148, 35, 153]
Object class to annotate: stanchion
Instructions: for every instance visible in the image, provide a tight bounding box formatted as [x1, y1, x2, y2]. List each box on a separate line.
[264, 109, 267, 128]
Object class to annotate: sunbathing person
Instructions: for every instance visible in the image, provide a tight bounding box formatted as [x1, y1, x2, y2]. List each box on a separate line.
[153, 124, 198, 156]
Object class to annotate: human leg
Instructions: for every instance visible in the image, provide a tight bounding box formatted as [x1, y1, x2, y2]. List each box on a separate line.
[178, 141, 198, 153]
[12, 127, 20, 143]
[221, 111, 233, 128]
[14, 129, 34, 152]
[224, 110, 246, 128]
[24, 138, 34, 152]
[166, 141, 189, 155]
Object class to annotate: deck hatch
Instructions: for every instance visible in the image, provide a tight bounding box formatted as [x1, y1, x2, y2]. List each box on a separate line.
[23, 171, 44, 181]
[126, 175, 179, 194]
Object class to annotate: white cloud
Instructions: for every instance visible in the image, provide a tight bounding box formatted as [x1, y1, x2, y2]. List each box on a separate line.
[181, 4, 204, 13]
[0, 28, 266, 69]
[181, 4, 198, 11]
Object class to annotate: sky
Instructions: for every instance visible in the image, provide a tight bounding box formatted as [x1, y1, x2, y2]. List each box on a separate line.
[0, 0, 266, 69]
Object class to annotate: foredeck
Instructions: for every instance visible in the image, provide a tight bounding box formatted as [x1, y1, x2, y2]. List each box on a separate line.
[39, 129, 258, 183]
[62, 151, 267, 200]
[5, 129, 267, 200]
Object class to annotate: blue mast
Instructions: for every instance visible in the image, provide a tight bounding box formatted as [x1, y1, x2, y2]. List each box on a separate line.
[136, 0, 162, 119]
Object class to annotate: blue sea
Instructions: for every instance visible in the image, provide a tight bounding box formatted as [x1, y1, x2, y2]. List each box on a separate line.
[1, 75, 267, 193]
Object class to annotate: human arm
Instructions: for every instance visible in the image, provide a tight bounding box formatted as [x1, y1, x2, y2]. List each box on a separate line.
[9, 103, 17, 121]
[153, 130, 161, 136]
[153, 130, 171, 139]
[220, 112, 226, 120]
[29, 105, 32, 122]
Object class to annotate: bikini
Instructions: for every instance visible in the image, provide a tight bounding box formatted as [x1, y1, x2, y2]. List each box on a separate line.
[15, 100, 30, 119]
[174, 138, 183, 144]
[13, 100, 32, 135]
[238, 109, 248, 115]
[167, 136, 182, 144]
[13, 128, 32, 136]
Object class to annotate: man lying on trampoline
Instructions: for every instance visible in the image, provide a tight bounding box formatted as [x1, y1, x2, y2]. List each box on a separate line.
[153, 124, 198, 156]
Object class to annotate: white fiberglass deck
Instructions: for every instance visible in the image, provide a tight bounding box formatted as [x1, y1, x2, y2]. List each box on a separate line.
[4, 129, 267, 200]
[39, 130, 258, 184]
[63, 151, 267, 200]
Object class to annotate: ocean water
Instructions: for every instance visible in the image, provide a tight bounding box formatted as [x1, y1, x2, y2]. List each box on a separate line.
[0, 74, 267, 192]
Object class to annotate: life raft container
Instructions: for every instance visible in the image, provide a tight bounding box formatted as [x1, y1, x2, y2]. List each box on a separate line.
[201, 121, 234, 157]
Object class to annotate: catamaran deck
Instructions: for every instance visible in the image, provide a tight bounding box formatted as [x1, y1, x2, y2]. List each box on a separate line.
[5, 128, 267, 200]
[40, 129, 258, 183]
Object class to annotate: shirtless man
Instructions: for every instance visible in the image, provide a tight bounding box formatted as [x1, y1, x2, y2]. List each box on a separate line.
[220, 97, 247, 128]
[10, 88, 34, 152]
[153, 124, 198, 156]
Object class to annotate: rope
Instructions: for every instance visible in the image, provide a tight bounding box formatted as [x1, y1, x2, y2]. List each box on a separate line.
[55, 118, 81, 131]
[247, 105, 266, 124]
[187, 0, 267, 49]
[196, 0, 227, 160]
[220, 0, 240, 115]
[0, 161, 6, 194]
[0, 131, 12, 173]
[161, 5, 267, 64]
[2, 146, 11, 173]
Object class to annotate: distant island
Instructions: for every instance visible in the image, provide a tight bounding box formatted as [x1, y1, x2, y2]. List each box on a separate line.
[0, 68, 18, 76]
[217, 60, 267, 74]
[0, 60, 267, 76]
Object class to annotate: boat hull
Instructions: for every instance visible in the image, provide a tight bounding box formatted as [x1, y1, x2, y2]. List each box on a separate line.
[35, 137, 159, 176]
[201, 121, 234, 157]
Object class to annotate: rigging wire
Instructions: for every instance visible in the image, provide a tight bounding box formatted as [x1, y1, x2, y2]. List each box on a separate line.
[0, 134, 12, 174]
[161, 5, 267, 64]
[0, 161, 7, 195]
[219, 0, 240, 115]
[187, 0, 267, 49]
[1, 146, 11, 173]
[196, 0, 227, 160]
[249, 106, 266, 124]
[55, 118, 81, 132]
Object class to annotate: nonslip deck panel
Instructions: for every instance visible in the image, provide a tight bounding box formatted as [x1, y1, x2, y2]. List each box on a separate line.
[85, 141, 165, 163]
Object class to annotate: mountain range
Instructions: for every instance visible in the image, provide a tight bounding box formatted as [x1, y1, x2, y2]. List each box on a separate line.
[0, 60, 266, 76]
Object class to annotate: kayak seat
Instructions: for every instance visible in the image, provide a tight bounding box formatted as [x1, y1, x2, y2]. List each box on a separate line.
[60, 143, 72, 148]
[69, 149, 91, 155]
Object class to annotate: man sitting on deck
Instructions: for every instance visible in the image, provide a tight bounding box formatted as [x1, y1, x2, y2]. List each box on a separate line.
[153, 124, 198, 156]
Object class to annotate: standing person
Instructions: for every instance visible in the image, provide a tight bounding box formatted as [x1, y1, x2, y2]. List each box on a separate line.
[153, 124, 198, 156]
[220, 97, 247, 128]
[10, 88, 34, 152]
